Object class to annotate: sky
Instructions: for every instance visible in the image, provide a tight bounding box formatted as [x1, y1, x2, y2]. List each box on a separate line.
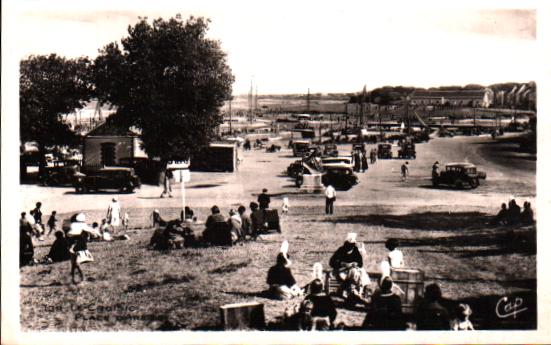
[14, 0, 539, 95]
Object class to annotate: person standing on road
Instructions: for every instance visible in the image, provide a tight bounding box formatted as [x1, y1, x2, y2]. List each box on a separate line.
[106, 197, 122, 229]
[361, 152, 369, 172]
[325, 185, 336, 215]
[431, 161, 440, 181]
[160, 168, 174, 198]
[258, 188, 271, 210]
[401, 162, 409, 182]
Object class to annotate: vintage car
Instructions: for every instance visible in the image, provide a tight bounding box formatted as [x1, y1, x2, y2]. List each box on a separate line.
[74, 167, 141, 193]
[38, 164, 80, 186]
[320, 156, 354, 170]
[433, 163, 486, 189]
[377, 143, 393, 159]
[292, 140, 312, 157]
[321, 165, 358, 190]
[323, 143, 339, 157]
[398, 143, 416, 159]
[287, 160, 310, 179]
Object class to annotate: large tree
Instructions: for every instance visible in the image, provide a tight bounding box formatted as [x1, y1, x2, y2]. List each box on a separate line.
[20, 54, 93, 174]
[93, 15, 234, 165]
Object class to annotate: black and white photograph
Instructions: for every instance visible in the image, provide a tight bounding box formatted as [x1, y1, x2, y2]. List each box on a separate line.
[2, 0, 550, 343]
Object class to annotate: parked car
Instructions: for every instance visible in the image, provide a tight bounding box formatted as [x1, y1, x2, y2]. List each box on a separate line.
[292, 140, 311, 157]
[377, 143, 393, 159]
[398, 143, 416, 159]
[320, 156, 354, 170]
[38, 164, 80, 186]
[323, 143, 339, 157]
[74, 167, 141, 193]
[321, 165, 358, 190]
[432, 163, 486, 189]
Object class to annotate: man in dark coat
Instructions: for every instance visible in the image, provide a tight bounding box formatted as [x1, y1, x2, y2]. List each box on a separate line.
[47, 231, 71, 262]
[258, 188, 271, 210]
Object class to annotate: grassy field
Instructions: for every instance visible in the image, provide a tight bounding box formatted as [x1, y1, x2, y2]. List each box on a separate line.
[20, 205, 536, 331]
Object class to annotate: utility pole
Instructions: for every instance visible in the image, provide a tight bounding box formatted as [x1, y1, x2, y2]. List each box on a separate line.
[306, 88, 310, 113]
[229, 97, 232, 135]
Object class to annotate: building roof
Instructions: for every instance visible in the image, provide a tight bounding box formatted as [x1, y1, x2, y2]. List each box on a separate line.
[86, 120, 138, 137]
[411, 90, 487, 99]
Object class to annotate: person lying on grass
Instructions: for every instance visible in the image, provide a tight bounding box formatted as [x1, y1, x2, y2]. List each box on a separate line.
[267, 252, 303, 300]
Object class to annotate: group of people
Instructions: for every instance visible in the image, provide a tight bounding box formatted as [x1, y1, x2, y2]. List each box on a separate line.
[493, 197, 534, 226]
[352, 149, 369, 173]
[150, 188, 288, 249]
[20, 197, 130, 284]
[267, 235, 475, 331]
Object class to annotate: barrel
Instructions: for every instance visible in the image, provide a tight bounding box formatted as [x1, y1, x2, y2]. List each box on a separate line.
[220, 301, 265, 330]
[390, 268, 425, 314]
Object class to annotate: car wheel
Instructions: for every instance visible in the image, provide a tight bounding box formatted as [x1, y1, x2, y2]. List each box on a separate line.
[455, 180, 464, 189]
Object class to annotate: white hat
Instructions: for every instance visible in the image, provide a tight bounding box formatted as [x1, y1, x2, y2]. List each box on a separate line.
[76, 213, 86, 222]
[346, 233, 357, 243]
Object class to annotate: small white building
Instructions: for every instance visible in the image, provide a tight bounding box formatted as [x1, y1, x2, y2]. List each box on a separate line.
[83, 121, 147, 169]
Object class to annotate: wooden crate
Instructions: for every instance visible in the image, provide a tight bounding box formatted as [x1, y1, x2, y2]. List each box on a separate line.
[220, 302, 265, 330]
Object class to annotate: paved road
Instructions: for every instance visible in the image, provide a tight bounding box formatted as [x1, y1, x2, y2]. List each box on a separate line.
[20, 133, 536, 217]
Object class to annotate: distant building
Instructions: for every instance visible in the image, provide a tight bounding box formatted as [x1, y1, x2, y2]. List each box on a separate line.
[409, 89, 493, 108]
[83, 121, 147, 169]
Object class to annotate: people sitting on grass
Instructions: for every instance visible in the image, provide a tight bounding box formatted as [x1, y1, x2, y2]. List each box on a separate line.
[151, 209, 165, 228]
[249, 202, 262, 240]
[521, 201, 534, 225]
[267, 252, 303, 300]
[450, 303, 475, 330]
[181, 206, 194, 221]
[415, 283, 450, 330]
[491, 203, 509, 225]
[385, 238, 404, 269]
[329, 233, 372, 303]
[238, 205, 252, 239]
[362, 276, 404, 330]
[507, 198, 521, 225]
[228, 209, 244, 244]
[299, 278, 337, 330]
[203, 205, 232, 246]
[46, 231, 71, 263]
[150, 219, 191, 250]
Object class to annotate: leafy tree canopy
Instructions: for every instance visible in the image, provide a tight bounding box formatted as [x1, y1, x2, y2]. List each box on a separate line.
[20, 54, 93, 148]
[94, 15, 234, 162]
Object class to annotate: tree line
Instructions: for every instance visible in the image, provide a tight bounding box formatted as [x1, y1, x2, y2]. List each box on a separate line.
[20, 15, 234, 174]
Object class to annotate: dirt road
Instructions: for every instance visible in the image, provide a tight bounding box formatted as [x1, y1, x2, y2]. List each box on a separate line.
[20, 133, 536, 218]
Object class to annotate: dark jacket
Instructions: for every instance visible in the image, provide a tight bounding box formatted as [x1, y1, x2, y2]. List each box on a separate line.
[329, 243, 363, 270]
[304, 293, 337, 322]
[363, 291, 404, 330]
[258, 193, 271, 209]
[48, 237, 71, 262]
[415, 300, 450, 330]
[267, 264, 296, 287]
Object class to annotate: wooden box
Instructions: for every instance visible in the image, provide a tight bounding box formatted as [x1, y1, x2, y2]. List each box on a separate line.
[220, 301, 265, 330]
[390, 268, 425, 314]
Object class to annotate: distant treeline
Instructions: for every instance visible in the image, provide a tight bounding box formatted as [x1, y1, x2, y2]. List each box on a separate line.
[348, 82, 536, 110]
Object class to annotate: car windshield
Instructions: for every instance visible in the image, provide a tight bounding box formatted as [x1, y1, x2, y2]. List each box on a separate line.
[465, 167, 476, 174]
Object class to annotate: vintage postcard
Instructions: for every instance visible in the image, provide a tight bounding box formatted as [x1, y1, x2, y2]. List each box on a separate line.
[2, 0, 550, 344]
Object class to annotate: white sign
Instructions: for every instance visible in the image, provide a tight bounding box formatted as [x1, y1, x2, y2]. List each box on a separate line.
[181, 169, 191, 183]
